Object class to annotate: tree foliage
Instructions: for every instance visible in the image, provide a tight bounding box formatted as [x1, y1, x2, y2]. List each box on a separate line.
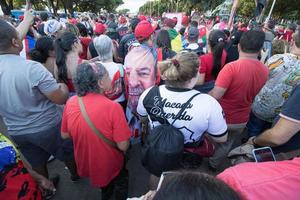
[0, 0, 123, 15]
[139, 0, 300, 20]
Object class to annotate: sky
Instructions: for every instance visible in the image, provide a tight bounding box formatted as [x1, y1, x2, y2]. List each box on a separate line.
[117, 0, 153, 14]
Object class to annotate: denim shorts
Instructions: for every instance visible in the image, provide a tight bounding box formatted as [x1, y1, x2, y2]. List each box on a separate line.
[10, 123, 74, 167]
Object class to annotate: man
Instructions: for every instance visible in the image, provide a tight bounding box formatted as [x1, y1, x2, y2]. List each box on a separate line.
[218, 85, 300, 200]
[117, 16, 129, 38]
[118, 17, 140, 62]
[184, 26, 203, 56]
[248, 84, 300, 154]
[163, 18, 183, 53]
[37, 11, 48, 36]
[0, 12, 78, 182]
[209, 30, 269, 169]
[262, 19, 276, 60]
[248, 31, 300, 137]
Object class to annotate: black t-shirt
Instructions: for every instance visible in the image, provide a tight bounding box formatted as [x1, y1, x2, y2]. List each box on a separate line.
[225, 43, 239, 64]
[117, 26, 129, 39]
[118, 33, 139, 60]
[272, 84, 300, 153]
[162, 48, 176, 60]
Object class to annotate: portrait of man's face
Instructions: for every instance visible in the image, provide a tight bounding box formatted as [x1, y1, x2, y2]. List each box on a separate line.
[125, 47, 156, 113]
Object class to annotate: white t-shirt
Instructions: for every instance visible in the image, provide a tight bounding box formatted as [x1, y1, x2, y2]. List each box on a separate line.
[137, 85, 227, 144]
[100, 61, 126, 102]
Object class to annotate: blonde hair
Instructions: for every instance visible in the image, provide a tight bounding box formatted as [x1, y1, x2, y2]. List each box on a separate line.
[159, 51, 199, 87]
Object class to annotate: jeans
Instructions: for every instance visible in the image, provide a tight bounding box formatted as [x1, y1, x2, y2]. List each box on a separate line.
[246, 112, 272, 138]
[194, 80, 215, 94]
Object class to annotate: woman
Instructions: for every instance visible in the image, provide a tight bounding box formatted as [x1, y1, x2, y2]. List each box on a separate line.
[137, 52, 228, 174]
[61, 62, 131, 200]
[156, 30, 176, 61]
[76, 22, 92, 59]
[30, 36, 56, 75]
[196, 30, 227, 93]
[93, 35, 127, 109]
[55, 32, 82, 93]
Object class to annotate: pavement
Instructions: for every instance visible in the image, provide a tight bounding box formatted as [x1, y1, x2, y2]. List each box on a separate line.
[0, 117, 217, 200]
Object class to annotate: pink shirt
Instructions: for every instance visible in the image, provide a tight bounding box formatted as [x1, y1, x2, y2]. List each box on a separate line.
[218, 158, 300, 200]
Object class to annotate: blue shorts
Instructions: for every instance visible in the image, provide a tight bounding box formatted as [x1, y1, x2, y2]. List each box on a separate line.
[10, 123, 74, 167]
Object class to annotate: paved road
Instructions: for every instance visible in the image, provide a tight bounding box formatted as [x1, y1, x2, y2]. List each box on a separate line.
[0, 117, 217, 199]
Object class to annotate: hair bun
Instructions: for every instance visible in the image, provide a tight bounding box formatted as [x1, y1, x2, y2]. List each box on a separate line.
[171, 59, 180, 68]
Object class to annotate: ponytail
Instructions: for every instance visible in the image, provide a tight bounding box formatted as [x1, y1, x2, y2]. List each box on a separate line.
[209, 30, 227, 79]
[212, 41, 225, 78]
[55, 38, 68, 84]
[54, 32, 77, 84]
[30, 36, 54, 64]
[159, 51, 198, 87]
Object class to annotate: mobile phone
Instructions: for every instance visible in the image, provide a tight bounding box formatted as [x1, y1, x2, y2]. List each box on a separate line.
[252, 147, 276, 162]
[156, 171, 176, 191]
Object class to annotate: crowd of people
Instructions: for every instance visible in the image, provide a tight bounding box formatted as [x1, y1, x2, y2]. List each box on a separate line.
[0, 3, 300, 200]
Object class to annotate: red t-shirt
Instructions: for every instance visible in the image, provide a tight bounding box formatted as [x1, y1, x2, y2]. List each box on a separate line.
[79, 37, 92, 59]
[61, 93, 131, 187]
[215, 58, 269, 124]
[66, 58, 83, 93]
[282, 30, 294, 42]
[199, 51, 227, 82]
[218, 158, 300, 200]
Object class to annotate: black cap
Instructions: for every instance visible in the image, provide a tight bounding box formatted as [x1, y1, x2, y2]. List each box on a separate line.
[130, 17, 141, 32]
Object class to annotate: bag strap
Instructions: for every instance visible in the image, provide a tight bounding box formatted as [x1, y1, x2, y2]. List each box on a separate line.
[78, 97, 119, 150]
[157, 86, 201, 125]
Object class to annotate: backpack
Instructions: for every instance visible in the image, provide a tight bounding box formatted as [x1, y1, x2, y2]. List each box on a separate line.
[141, 87, 200, 176]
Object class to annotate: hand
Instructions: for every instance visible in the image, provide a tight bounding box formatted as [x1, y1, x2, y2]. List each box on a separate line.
[23, 9, 34, 25]
[38, 178, 56, 193]
[142, 190, 156, 200]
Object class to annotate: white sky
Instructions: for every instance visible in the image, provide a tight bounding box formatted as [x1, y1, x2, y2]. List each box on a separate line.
[117, 0, 154, 14]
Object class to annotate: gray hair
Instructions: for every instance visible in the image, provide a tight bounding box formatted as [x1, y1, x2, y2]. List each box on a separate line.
[73, 62, 107, 97]
[93, 34, 113, 62]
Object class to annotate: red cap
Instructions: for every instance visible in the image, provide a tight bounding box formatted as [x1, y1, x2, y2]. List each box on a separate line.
[139, 15, 147, 21]
[134, 20, 154, 41]
[119, 16, 127, 24]
[182, 15, 189, 26]
[164, 18, 176, 28]
[94, 23, 107, 35]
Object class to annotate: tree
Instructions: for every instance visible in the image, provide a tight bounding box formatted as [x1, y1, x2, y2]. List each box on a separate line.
[0, 0, 14, 15]
[0, 0, 124, 16]
[118, 8, 129, 15]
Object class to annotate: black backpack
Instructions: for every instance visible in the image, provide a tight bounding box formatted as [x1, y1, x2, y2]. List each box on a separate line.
[141, 87, 200, 176]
